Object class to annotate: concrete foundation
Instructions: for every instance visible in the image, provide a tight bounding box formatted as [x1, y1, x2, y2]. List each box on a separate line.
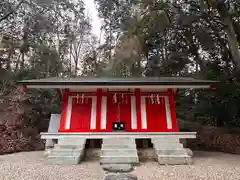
[100, 137, 139, 172]
[45, 137, 194, 165]
[47, 137, 86, 165]
[84, 148, 155, 160]
[151, 137, 193, 165]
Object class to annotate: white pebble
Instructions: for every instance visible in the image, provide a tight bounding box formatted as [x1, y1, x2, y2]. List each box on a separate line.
[0, 151, 240, 180]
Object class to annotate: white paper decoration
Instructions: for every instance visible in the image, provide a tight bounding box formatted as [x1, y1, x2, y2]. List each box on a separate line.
[81, 94, 84, 104]
[151, 94, 154, 104]
[157, 94, 160, 104]
[113, 93, 117, 104]
[76, 94, 80, 104]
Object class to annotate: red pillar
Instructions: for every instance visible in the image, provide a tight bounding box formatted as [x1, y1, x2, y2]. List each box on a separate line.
[135, 88, 142, 131]
[96, 88, 103, 131]
[58, 89, 70, 132]
[168, 89, 179, 132]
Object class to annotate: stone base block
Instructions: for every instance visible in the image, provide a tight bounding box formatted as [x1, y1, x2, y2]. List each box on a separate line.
[50, 149, 84, 157]
[100, 138, 139, 166]
[102, 144, 137, 149]
[58, 138, 86, 145]
[153, 143, 184, 149]
[48, 155, 81, 165]
[54, 144, 85, 149]
[101, 149, 138, 156]
[102, 164, 134, 173]
[103, 138, 135, 145]
[100, 156, 139, 164]
[157, 155, 193, 165]
[151, 137, 194, 165]
[152, 137, 180, 143]
[155, 149, 189, 156]
[47, 138, 86, 164]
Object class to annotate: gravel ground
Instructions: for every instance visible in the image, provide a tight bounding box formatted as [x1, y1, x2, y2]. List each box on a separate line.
[0, 151, 240, 180]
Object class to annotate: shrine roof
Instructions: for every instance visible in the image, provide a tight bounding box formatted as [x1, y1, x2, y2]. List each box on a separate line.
[18, 77, 217, 87]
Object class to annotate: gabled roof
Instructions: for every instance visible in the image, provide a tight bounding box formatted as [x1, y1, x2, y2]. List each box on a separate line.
[17, 77, 217, 89]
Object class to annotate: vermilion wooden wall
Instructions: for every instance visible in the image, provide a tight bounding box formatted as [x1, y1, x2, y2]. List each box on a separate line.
[145, 97, 167, 132]
[106, 94, 132, 132]
[58, 89, 179, 133]
[70, 97, 92, 131]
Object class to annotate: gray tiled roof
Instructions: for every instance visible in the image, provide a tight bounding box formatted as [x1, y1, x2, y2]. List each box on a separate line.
[18, 77, 218, 86]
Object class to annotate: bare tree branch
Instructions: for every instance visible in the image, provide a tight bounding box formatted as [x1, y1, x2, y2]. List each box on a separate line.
[0, 0, 25, 23]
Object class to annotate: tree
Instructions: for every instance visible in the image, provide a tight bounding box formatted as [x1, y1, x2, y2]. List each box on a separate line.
[206, 0, 240, 74]
[94, 0, 240, 127]
[0, 0, 97, 154]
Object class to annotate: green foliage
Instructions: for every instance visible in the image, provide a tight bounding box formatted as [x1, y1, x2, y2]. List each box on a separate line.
[0, 0, 92, 131]
[1, 0, 240, 130]
[24, 88, 60, 132]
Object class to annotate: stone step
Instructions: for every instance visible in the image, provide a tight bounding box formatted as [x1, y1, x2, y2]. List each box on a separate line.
[102, 144, 137, 149]
[51, 149, 84, 157]
[155, 149, 189, 156]
[100, 156, 139, 164]
[102, 138, 135, 145]
[58, 138, 86, 145]
[157, 155, 193, 165]
[101, 149, 138, 157]
[48, 155, 81, 165]
[153, 143, 184, 149]
[54, 144, 85, 149]
[151, 138, 180, 143]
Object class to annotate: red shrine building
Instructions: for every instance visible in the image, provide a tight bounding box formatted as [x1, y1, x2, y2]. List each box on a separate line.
[18, 77, 217, 166]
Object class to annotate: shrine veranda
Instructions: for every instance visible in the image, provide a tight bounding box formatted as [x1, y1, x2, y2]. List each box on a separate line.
[18, 77, 217, 165]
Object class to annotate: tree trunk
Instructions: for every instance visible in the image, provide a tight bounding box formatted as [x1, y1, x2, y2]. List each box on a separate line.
[6, 48, 12, 71]
[207, 0, 240, 72]
[108, 13, 113, 62]
[14, 53, 21, 72]
[108, 27, 112, 62]
[20, 53, 25, 71]
[222, 17, 240, 71]
[74, 60, 78, 76]
[69, 44, 72, 77]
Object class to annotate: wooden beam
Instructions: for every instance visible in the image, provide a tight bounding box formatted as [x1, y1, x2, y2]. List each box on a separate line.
[40, 132, 197, 139]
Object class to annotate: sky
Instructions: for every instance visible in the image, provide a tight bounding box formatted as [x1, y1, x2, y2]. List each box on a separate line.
[83, 0, 102, 37]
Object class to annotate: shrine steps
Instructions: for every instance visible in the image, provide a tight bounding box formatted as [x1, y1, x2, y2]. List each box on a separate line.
[151, 137, 193, 165]
[101, 143, 137, 149]
[100, 137, 139, 166]
[157, 155, 192, 165]
[100, 156, 139, 164]
[101, 149, 138, 156]
[50, 148, 84, 156]
[45, 137, 194, 165]
[47, 138, 86, 165]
